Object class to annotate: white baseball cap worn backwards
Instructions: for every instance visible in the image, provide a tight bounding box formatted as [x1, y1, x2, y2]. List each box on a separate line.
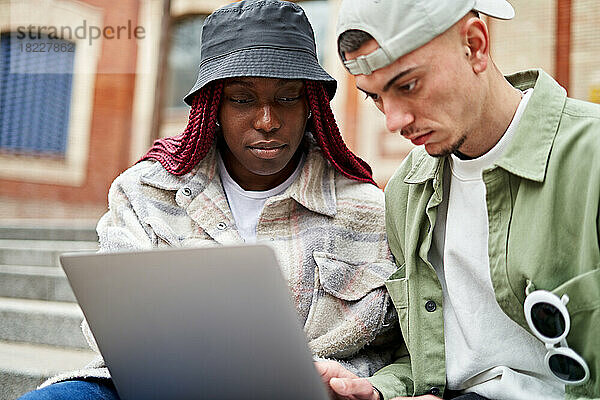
[336, 0, 515, 75]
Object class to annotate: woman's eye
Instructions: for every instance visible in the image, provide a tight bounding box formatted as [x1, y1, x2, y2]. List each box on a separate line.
[230, 97, 252, 104]
[277, 95, 301, 103]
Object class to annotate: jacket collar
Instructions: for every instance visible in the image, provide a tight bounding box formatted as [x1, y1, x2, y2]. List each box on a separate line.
[497, 69, 566, 182]
[404, 69, 566, 185]
[404, 150, 442, 184]
[139, 144, 218, 191]
[285, 143, 337, 217]
[139, 140, 337, 217]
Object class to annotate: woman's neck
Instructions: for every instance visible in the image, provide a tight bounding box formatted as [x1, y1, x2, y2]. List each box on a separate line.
[219, 144, 303, 191]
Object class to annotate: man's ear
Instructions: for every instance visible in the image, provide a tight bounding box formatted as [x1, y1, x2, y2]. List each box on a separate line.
[462, 16, 489, 74]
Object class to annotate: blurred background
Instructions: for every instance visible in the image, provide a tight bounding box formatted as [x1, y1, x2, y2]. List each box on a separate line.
[0, 0, 598, 398]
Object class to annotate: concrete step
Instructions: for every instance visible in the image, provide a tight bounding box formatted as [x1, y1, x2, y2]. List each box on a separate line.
[0, 240, 98, 267]
[0, 297, 88, 349]
[0, 265, 75, 302]
[0, 340, 96, 400]
[0, 225, 98, 242]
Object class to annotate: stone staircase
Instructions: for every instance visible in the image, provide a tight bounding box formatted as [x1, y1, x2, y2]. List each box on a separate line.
[0, 223, 99, 400]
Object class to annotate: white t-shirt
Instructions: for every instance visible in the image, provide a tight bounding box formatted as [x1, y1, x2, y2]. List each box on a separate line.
[429, 89, 565, 400]
[217, 152, 305, 243]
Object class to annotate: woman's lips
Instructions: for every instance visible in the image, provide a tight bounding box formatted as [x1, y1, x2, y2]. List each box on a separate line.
[247, 144, 287, 159]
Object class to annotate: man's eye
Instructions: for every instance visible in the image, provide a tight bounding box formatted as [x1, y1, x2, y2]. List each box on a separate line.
[365, 93, 379, 101]
[399, 80, 417, 92]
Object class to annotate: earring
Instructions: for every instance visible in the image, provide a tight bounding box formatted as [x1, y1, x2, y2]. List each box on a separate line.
[215, 120, 221, 127]
[307, 111, 312, 120]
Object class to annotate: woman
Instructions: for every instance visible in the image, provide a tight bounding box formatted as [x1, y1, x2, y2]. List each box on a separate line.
[19, 1, 397, 399]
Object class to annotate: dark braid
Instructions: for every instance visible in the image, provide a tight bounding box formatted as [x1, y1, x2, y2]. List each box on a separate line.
[141, 80, 376, 186]
[139, 82, 223, 175]
[305, 81, 376, 185]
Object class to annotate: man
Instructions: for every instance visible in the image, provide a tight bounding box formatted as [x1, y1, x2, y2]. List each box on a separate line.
[315, 0, 600, 399]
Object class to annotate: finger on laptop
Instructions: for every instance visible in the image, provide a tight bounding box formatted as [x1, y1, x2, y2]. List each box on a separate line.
[314, 361, 379, 400]
[315, 360, 352, 398]
[329, 377, 379, 400]
[315, 360, 359, 381]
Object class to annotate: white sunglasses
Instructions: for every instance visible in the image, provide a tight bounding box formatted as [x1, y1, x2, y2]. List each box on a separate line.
[524, 290, 590, 385]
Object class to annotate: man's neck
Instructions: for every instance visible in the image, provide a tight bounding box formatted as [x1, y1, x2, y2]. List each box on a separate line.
[463, 71, 523, 158]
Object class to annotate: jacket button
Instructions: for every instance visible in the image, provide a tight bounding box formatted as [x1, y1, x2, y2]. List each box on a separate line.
[217, 222, 227, 230]
[429, 387, 441, 396]
[182, 187, 192, 196]
[425, 300, 437, 312]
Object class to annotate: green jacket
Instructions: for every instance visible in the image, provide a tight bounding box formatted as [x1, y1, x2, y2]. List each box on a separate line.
[370, 70, 600, 400]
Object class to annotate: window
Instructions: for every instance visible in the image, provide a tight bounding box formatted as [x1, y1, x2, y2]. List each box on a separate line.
[0, 0, 100, 186]
[164, 15, 205, 110]
[297, 1, 330, 64]
[0, 33, 75, 156]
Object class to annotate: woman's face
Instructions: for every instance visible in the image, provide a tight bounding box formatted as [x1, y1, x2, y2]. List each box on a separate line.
[218, 77, 309, 191]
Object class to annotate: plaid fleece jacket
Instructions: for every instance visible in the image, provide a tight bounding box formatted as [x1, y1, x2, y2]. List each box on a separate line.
[43, 142, 398, 386]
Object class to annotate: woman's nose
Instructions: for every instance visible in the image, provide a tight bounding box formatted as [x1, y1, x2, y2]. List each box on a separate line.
[253, 104, 281, 133]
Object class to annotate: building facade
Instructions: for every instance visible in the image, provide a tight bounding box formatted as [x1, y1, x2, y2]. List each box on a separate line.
[0, 0, 598, 220]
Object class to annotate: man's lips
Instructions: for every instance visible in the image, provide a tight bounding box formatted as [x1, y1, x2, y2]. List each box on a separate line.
[405, 131, 433, 146]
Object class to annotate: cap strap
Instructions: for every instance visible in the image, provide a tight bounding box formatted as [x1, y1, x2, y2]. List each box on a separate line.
[343, 47, 393, 75]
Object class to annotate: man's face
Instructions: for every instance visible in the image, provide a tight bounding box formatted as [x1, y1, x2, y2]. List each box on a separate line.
[345, 31, 483, 157]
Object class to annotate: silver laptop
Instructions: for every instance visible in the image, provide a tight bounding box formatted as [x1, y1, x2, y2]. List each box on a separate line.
[60, 245, 330, 400]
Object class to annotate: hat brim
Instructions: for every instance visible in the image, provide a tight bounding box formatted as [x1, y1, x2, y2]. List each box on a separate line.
[183, 47, 337, 106]
[473, 0, 515, 20]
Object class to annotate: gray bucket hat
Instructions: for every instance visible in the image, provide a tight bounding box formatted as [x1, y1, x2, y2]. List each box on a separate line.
[183, 0, 336, 106]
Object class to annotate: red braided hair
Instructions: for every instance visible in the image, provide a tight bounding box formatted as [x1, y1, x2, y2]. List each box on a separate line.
[141, 80, 376, 186]
[304, 81, 375, 185]
[140, 82, 223, 174]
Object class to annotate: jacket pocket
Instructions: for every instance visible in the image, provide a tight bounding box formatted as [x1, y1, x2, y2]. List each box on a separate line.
[305, 252, 395, 358]
[551, 267, 600, 314]
[312, 251, 394, 300]
[385, 265, 409, 347]
[550, 267, 600, 398]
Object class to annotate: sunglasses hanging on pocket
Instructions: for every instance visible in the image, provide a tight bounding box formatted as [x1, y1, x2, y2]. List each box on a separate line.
[524, 290, 590, 385]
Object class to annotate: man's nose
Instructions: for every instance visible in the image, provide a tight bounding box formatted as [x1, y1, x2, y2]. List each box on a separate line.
[383, 101, 415, 133]
[254, 104, 281, 133]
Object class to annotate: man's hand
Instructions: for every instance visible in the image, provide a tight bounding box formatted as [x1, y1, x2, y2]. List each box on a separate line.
[314, 360, 380, 400]
[314, 360, 442, 400]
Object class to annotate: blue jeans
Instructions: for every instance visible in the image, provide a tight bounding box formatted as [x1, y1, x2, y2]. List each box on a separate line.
[17, 379, 120, 400]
